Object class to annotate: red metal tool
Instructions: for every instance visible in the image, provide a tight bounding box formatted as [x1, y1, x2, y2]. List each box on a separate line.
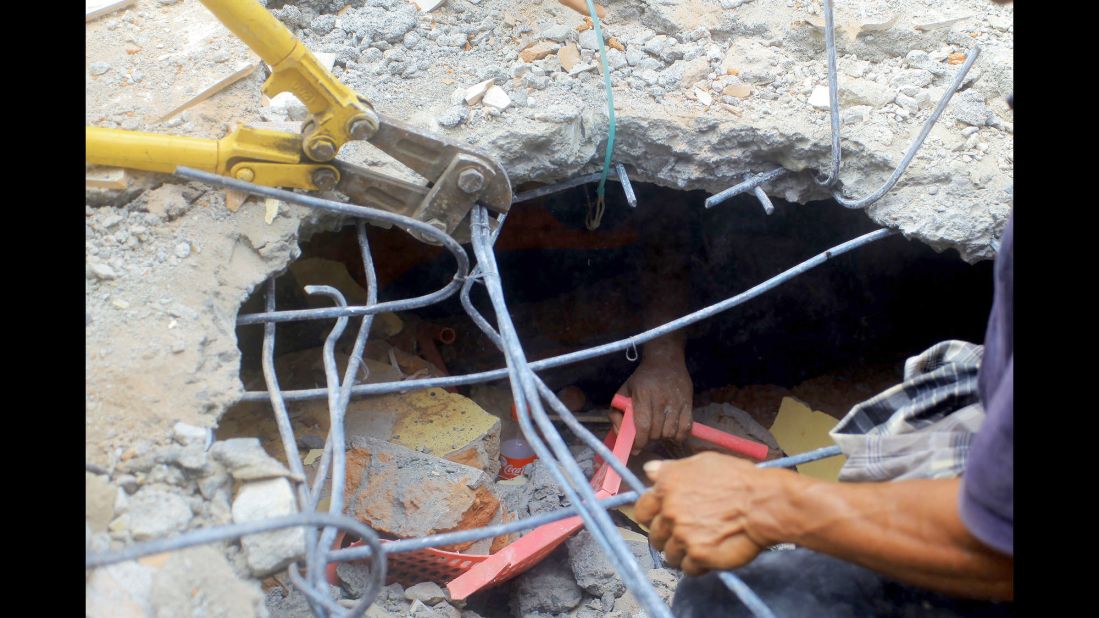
[610, 394, 771, 461]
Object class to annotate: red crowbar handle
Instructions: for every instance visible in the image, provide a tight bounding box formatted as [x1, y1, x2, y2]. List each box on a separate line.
[611, 394, 770, 461]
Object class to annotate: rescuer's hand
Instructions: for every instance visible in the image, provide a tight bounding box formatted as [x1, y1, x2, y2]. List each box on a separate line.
[634, 452, 811, 576]
[612, 338, 692, 454]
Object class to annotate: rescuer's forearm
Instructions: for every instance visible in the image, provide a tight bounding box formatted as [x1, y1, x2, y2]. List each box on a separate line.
[753, 476, 1014, 600]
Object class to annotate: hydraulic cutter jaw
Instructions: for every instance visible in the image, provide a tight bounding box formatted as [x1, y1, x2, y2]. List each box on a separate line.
[335, 114, 511, 243]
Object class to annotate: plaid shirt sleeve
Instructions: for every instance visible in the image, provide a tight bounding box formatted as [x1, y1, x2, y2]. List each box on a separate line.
[829, 340, 986, 482]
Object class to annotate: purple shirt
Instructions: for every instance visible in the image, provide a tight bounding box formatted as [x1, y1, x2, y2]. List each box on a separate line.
[959, 213, 1014, 556]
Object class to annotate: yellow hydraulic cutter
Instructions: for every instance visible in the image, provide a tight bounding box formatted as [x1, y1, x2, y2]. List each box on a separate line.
[85, 0, 512, 237]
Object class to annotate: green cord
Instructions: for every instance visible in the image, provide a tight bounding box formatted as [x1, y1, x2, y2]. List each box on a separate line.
[583, 1, 616, 207]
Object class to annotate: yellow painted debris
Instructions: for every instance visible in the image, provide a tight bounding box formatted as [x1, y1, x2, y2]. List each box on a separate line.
[770, 397, 846, 481]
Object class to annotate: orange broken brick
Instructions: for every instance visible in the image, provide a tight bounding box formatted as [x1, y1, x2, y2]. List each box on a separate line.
[578, 17, 593, 32]
[607, 37, 625, 51]
[726, 68, 741, 76]
[947, 52, 966, 65]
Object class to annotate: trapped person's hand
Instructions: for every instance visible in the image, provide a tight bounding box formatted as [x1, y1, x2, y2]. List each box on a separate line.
[612, 340, 693, 454]
[634, 452, 809, 576]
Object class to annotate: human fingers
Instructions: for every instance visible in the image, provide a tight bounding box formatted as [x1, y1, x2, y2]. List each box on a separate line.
[674, 402, 693, 443]
[663, 534, 687, 568]
[648, 513, 674, 551]
[634, 487, 663, 525]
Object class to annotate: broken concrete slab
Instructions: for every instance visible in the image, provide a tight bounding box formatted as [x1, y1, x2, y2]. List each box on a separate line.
[231, 477, 305, 576]
[344, 436, 505, 550]
[343, 388, 501, 477]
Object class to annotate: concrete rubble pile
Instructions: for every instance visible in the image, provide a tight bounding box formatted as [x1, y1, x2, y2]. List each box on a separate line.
[86, 0, 1012, 615]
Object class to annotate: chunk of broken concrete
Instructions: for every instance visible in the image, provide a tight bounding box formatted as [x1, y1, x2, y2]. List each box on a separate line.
[172, 421, 212, 447]
[405, 581, 448, 604]
[520, 41, 561, 63]
[412, 0, 447, 11]
[567, 529, 654, 597]
[127, 487, 194, 540]
[482, 86, 511, 111]
[558, 43, 581, 72]
[463, 79, 494, 105]
[232, 477, 305, 576]
[344, 436, 506, 550]
[344, 388, 502, 477]
[723, 83, 752, 98]
[808, 85, 831, 110]
[210, 438, 291, 481]
[511, 549, 582, 615]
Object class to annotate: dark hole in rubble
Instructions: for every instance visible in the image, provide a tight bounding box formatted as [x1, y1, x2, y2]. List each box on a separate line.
[224, 181, 993, 614]
[234, 180, 992, 411]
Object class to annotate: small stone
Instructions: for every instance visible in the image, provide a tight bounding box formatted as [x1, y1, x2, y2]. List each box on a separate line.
[482, 86, 511, 111]
[174, 241, 191, 259]
[172, 422, 211, 447]
[310, 14, 337, 35]
[578, 29, 599, 51]
[405, 581, 447, 604]
[679, 56, 710, 89]
[232, 478, 305, 576]
[436, 106, 468, 128]
[88, 262, 117, 280]
[694, 88, 713, 106]
[643, 35, 670, 56]
[520, 41, 560, 63]
[723, 83, 752, 98]
[567, 63, 597, 76]
[175, 444, 207, 471]
[210, 438, 291, 481]
[89, 62, 111, 76]
[636, 69, 660, 86]
[842, 105, 872, 124]
[523, 74, 550, 90]
[951, 89, 991, 126]
[539, 25, 574, 43]
[558, 43, 581, 72]
[904, 50, 930, 68]
[808, 85, 830, 110]
[606, 48, 627, 70]
[890, 69, 934, 90]
[463, 79, 494, 105]
[961, 126, 980, 137]
[412, 0, 447, 11]
[895, 93, 919, 113]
